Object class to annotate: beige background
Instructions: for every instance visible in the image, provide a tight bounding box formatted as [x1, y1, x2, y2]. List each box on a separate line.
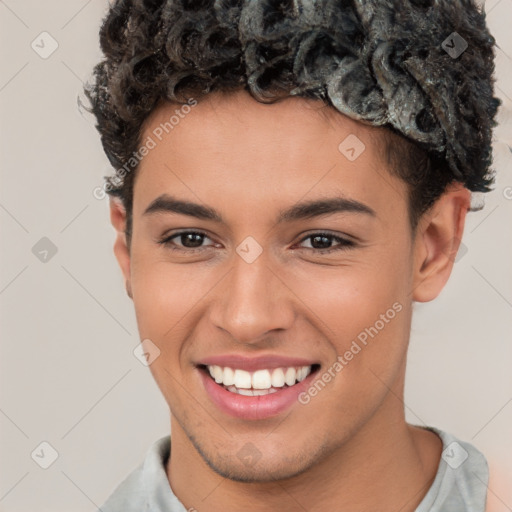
[0, 1, 511, 511]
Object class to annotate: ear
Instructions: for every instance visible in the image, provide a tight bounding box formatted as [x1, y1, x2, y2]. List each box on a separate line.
[109, 197, 132, 299]
[411, 182, 471, 302]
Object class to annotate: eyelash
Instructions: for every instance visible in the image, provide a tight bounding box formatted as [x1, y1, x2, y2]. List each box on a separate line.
[158, 230, 356, 255]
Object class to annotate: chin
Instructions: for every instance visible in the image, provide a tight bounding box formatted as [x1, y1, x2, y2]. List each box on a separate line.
[194, 440, 328, 484]
[205, 458, 315, 483]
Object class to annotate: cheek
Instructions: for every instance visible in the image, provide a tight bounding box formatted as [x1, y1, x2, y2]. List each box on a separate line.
[286, 250, 411, 386]
[129, 252, 217, 341]
[291, 265, 411, 417]
[290, 257, 407, 333]
[129, 255, 208, 402]
[130, 253, 176, 336]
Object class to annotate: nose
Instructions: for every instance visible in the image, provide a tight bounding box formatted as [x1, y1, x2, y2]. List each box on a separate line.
[208, 249, 295, 345]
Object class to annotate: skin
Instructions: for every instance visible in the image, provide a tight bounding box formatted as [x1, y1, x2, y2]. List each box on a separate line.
[110, 89, 471, 511]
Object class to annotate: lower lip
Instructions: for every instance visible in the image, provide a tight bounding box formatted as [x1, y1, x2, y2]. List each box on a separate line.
[198, 367, 318, 420]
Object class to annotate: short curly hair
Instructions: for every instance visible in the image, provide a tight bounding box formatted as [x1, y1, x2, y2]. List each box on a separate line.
[85, 0, 501, 240]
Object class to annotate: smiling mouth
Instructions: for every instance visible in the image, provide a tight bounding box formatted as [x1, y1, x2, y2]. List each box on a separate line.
[198, 363, 321, 396]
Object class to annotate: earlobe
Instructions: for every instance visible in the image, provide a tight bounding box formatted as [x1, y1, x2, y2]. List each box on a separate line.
[109, 197, 132, 296]
[411, 183, 471, 303]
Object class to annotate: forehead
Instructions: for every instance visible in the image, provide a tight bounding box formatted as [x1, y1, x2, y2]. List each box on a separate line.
[143, 89, 380, 158]
[133, 90, 407, 222]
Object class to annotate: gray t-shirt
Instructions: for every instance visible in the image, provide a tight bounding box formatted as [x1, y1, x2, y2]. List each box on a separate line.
[98, 427, 488, 511]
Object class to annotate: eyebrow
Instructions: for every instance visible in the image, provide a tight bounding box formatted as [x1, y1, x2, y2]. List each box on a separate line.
[143, 194, 376, 223]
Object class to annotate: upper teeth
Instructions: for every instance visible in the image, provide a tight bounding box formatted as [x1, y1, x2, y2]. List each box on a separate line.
[206, 365, 312, 389]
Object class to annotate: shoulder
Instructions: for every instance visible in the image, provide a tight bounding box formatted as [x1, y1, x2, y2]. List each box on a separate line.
[99, 462, 147, 512]
[416, 427, 489, 512]
[98, 435, 172, 512]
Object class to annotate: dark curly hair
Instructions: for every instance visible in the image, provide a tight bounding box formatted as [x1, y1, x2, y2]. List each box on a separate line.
[85, 0, 501, 241]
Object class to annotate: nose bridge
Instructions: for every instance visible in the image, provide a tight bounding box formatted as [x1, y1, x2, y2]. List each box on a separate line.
[210, 248, 294, 343]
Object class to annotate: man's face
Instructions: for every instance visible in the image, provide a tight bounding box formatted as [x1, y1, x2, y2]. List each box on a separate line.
[117, 90, 418, 481]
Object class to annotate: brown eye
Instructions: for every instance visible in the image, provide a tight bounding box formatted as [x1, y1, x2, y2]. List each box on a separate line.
[158, 231, 216, 252]
[298, 233, 356, 253]
[175, 232, 206, 248]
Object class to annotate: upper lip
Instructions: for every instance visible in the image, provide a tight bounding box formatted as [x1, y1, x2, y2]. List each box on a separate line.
[197, 354, 319, 372]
